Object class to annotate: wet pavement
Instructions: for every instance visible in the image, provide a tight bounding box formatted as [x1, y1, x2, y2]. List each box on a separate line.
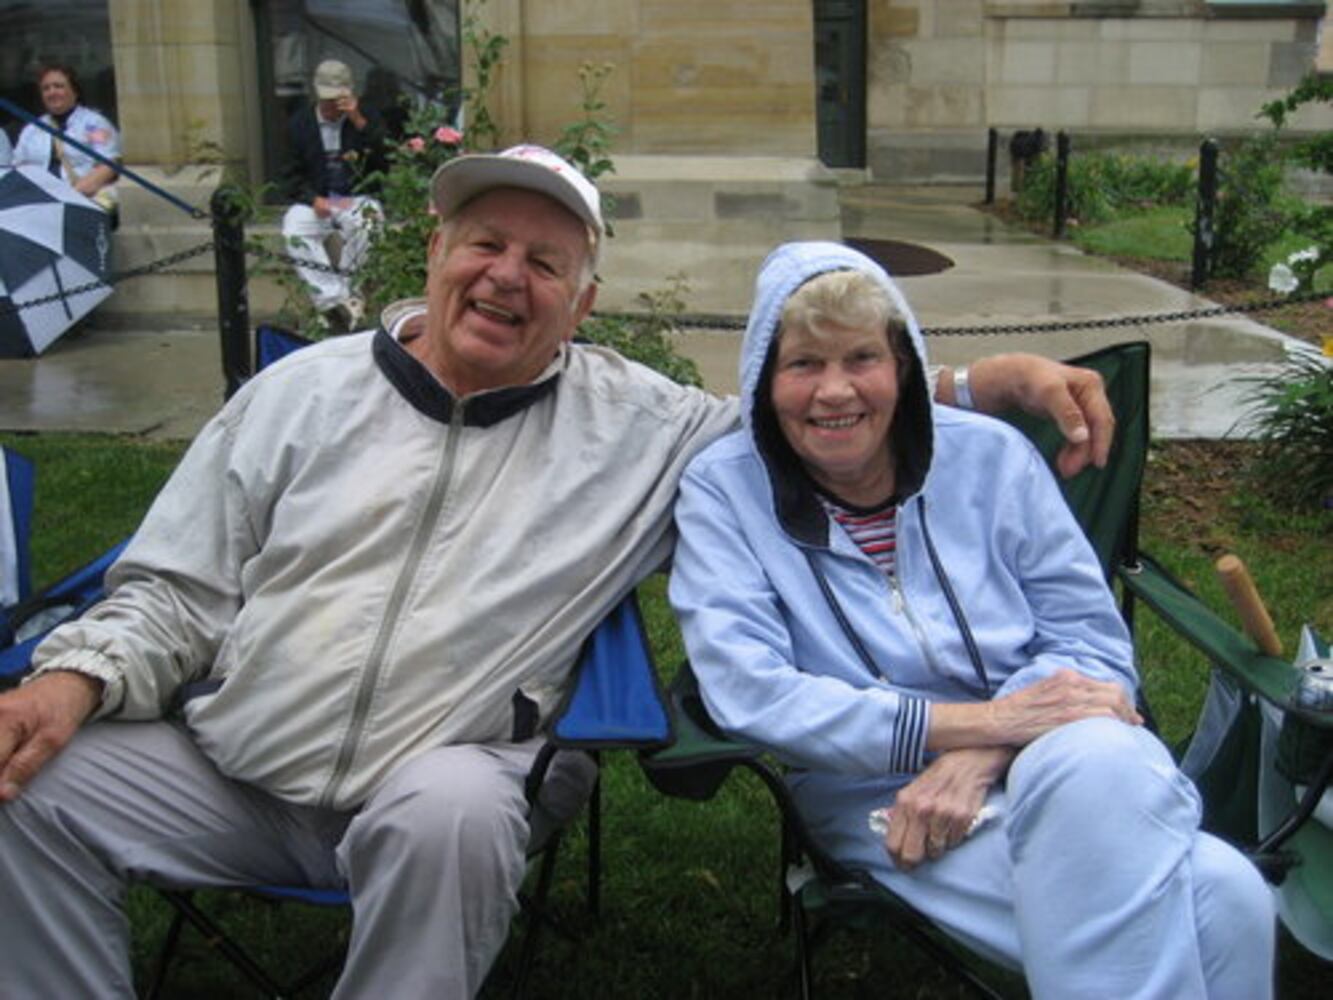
[0, 183, 1322, 441]
[678, 183, 1321, 439]
[0, 327, 225, 439]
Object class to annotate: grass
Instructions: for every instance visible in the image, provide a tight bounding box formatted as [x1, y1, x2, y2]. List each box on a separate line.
[1021, 189, 1333, 306]
[1070, 205, 1194, 262]
[3, 430, 1331, 997]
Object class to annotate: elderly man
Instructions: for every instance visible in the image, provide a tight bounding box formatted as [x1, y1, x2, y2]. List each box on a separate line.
[281, 58, 385, 332]
[0, 145, 1113, 999]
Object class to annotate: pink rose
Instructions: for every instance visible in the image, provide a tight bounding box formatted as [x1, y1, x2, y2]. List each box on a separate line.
[406, 136, 426, 153]
[434, 126, 462, 145]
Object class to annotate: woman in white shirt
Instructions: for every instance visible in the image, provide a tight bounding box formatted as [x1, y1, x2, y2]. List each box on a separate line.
[13, 63, 121, 210]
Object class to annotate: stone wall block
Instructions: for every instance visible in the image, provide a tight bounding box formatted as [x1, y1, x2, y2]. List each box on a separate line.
[908, 38, 987, 84]
[994, 40, 1058, 85]
[1091, 85, 1196, 129]
[1200, 43, 1272, 87]
[935, 0, 986, 37]
[1098, 17, 1203, 43]
[904, 85, 986, 127]
[1205, 20, 1296, 44]
[869, 3, 922, 40]
[111, 0, 233, 46]
[527, 1, 636, 35]
[996, 17, 1098, 42]
[988, 85, 1065, 125]
[1269, 40, 1321, 88]
[1128, 41, 1200, 86]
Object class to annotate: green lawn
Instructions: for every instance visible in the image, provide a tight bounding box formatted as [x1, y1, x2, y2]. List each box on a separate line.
[1067, 202, 1333, 296]
[3, 430, 1330, 997]
[1071, 205, 1194, 263]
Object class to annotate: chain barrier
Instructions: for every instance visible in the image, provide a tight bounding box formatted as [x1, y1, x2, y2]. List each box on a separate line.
[0, 241, 216, 319]
[1, 206, 1326, 339]
[243, 240, 359, 279]
[596, 288, 1329, 337]
[0, 230, 355, 322]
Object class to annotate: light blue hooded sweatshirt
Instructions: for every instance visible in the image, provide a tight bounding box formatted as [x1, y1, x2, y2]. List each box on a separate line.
[670, 243, 1278, 999]
[668, 241, 1138, 815]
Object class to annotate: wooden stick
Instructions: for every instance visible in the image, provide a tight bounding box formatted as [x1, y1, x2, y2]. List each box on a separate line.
[1215, 554, 1283, 657]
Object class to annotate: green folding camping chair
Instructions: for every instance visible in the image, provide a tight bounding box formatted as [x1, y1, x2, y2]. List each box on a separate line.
[1121, 550, 1333, 961]
[641, 340, 1182, 997]
[645, 337, 1333, 993]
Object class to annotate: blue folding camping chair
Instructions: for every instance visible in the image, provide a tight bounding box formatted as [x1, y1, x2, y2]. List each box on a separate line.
[147, 589, 672, 998]
[1, 445, 34, 614]
[2, 445, 129, 687]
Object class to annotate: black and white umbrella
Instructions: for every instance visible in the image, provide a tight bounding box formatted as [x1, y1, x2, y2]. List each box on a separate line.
[0, 165, 112, 358]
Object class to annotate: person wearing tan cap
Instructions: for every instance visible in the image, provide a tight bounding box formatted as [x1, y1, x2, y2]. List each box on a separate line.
[280, 58, 385, 332]
[0, 145, 1116, 998]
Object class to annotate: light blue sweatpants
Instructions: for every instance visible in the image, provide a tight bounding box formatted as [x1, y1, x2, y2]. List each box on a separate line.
[793, 717, 1276, 999]
[0, 719, 595, 999]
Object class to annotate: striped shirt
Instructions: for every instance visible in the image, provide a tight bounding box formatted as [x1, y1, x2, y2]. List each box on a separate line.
[819, 494, 898, 576]
[817, 492, 926, 772]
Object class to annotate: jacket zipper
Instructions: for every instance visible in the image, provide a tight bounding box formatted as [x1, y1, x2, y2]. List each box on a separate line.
[320, 400, 466, 807]
[886, 564, 947, 678]
[876, 502, 946, 678]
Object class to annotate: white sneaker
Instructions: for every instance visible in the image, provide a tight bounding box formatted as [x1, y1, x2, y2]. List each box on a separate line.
[321, 297, 365, 334]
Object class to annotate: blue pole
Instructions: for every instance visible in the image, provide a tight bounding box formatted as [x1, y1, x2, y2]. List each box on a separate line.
[0, 97, 207, 219]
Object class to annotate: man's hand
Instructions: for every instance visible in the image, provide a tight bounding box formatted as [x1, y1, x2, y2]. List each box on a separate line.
[965, 354, 1115, 478]
[0, 672, 101, 801]
[337, 95, 367, 130]
[986, 669, 1141, 748]
[882, 746, 1013, 870]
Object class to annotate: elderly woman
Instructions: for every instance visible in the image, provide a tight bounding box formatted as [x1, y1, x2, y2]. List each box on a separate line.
[13, 63, 121, 211]
[668, 242, 1274, 998]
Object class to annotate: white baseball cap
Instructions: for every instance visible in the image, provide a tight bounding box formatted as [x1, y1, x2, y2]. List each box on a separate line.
[430, 145, 604, 263]
[313, 60, 354, 100]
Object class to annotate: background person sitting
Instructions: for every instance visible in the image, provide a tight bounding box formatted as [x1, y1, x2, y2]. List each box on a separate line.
[12, 62, 121, 222]
[669, 241, 1276, 999]
[281, 58, 385, 333]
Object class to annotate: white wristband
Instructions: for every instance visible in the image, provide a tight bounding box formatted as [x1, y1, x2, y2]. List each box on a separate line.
[953, 365, 975, 410]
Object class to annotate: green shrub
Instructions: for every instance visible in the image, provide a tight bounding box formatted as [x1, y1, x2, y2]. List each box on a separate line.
[1016, 152, 1193, 227]
[579, 274, 703, 388]
[354, 101, 464, 321]
[578, 315, 702, 388]
[1207, 135, 1291, 281]
[1237, 349, 1333, 511]
[1260, 73, 1333, 280]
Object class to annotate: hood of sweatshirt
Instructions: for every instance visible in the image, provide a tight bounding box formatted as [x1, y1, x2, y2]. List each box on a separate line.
[738, 241, 934, 546]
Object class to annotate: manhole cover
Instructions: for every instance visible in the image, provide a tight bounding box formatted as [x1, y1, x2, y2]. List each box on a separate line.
[843, 238, 954, 277]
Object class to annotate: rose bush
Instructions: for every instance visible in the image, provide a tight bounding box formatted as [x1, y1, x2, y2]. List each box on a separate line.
[353, 102, 467, 321]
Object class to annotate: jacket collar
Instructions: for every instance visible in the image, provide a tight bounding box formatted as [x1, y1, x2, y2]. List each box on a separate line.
[373, 326, 559, 428]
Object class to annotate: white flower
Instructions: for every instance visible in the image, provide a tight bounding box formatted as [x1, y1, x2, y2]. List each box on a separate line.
[1289, 246, 1321, 265]
[1268, 262, 1299, 294]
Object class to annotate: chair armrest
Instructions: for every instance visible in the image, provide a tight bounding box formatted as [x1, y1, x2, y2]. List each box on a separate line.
[1119, 553, 1332, 730]
[639, 659, 766, 801]
[549, 593, 673, 751]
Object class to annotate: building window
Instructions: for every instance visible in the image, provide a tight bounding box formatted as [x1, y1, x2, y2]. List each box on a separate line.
[0, 0, 115, 145]
[254, 0, 461, 183]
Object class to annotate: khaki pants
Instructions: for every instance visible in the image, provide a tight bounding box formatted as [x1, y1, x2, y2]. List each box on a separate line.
[0, 719, 595, 998]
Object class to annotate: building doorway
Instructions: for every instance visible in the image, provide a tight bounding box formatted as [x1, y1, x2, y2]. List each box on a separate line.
[813, 0, 865, 169]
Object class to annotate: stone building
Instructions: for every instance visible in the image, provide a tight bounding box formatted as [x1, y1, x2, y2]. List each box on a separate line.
[1, 0, 1329, 318]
